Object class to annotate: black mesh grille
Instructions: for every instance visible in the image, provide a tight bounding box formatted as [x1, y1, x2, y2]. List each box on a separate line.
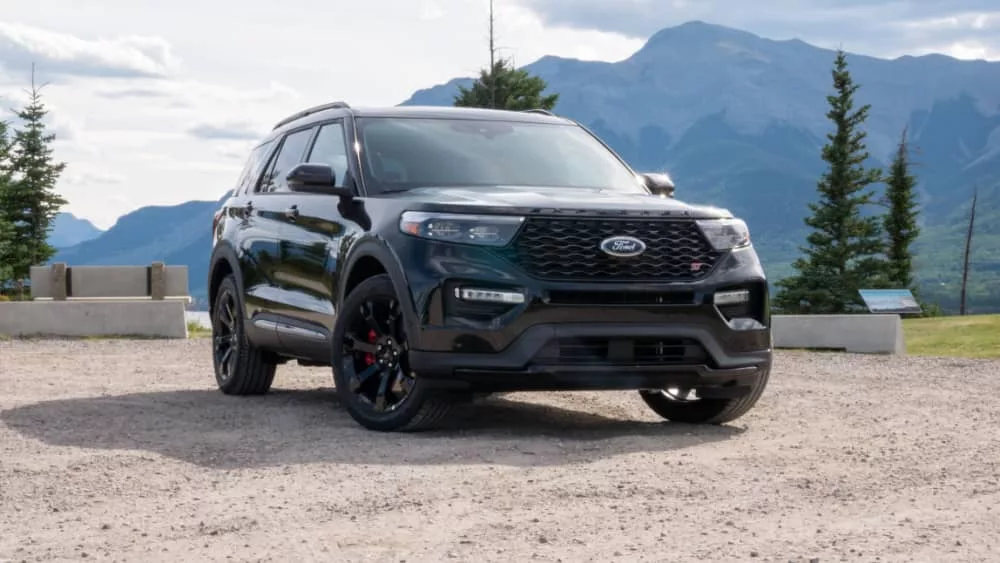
[534, 337, 709, 366]
[504, 217, 722, 281]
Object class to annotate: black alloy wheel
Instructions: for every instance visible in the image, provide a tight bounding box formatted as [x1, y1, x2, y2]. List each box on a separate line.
[638, 367, 770, 425]
[341, 296, 415, 413]
[213, 287, 240, 384]
[210, 275, 276, 395]
[332, 274, 454, 432]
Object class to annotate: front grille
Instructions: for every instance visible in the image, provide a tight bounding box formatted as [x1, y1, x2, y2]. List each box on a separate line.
[503, 217, 722, 281]
[534, 337, 709, 366]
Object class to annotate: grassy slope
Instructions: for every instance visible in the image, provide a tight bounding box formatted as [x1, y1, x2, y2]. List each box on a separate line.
[903, 314, 1000, 358]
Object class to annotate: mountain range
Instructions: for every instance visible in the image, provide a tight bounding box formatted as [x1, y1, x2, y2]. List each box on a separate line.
[50, 213, 104, 249]
[51, 21, 1000, 313]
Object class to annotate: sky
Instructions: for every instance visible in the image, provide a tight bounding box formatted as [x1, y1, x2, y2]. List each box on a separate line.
[1, 0, 998, 230]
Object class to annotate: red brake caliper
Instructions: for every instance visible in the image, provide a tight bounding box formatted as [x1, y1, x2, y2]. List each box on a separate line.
[364, 328, 377, 366]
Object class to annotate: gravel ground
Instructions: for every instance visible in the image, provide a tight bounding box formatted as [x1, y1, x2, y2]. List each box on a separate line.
[1, 338, 998, 563]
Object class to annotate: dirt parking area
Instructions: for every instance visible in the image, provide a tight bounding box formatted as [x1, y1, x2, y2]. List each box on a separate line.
[1, 339, 998, 562]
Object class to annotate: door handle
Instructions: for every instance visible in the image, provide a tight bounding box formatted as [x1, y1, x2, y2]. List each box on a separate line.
[284, 205, 299, 220]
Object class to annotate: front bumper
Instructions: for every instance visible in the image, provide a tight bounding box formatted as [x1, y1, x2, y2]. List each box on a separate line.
[409, 322, 771, 394]
[391, 233, 771, 393]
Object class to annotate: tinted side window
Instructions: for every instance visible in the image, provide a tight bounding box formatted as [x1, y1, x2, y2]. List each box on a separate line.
[306, 123, 349, 188]
[235, 140, 274, 195]
[258, 128, 314, 193]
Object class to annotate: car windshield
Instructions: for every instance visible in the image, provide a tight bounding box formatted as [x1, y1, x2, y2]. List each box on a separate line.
[354, 116, 645, 195]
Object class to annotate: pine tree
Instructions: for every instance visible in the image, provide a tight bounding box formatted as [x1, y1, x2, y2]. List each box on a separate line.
[773, 50, 885, 314]
[454, 59, 559, 111]
[882, 126, 921, 291]
[1, 69, 68, 281]
[0, 215, 12, 287]
[0, 118, 15, 285]
[453, 0, 558, 111]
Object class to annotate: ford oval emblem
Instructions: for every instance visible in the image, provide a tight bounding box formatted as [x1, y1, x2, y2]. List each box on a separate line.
[600, 235, 646, 258]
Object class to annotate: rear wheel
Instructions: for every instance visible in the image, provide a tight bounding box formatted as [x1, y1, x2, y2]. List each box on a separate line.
[331, 274, 454, 432]
[211, 275, 277, 395]
[639, 367, 770, 424]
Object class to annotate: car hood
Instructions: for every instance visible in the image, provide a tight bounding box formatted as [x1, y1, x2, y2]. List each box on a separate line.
[376, 185, 732, 219]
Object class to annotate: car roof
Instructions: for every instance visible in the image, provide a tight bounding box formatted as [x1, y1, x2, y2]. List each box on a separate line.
[268, 103, 572, 138]
[350, 106, 568, 123]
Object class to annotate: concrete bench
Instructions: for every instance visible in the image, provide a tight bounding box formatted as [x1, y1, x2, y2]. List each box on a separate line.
[772, 314, 905, 355]
[0, 262, 191, 339]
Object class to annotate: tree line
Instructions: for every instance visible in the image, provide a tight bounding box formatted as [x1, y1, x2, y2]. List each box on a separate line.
[0, 70, 67, 295]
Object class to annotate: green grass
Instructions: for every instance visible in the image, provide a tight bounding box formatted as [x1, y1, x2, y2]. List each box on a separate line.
[903, 314, 1000, 358]
[187, 320, 211, 338]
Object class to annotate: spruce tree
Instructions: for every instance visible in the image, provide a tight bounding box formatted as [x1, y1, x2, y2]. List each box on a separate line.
[1, 72, 68, 281]
[0, 215, 12, 287]
[882, 126, 920, 291]
[773, 50, 885, 314]
[0, 119, 15, 285]
[453, 0, 558, 111]
[454, 59, 559, 111]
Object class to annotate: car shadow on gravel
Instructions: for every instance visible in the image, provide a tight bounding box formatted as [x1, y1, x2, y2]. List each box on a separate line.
[1, 387, 745, 469]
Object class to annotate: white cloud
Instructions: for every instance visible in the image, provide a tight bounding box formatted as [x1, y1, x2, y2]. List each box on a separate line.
[1, 1, 643, 228]
[187, 121, 268, 141]
[0, 0, 996, 230]
[0, 22, 177, 78]
[515, 1, 1000, 62]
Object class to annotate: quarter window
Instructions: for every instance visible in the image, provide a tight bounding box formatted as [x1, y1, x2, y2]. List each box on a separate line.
[235, 140, 274, 195]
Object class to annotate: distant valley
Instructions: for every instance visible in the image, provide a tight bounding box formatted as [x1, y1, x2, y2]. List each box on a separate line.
[51, 21, 1000, 313]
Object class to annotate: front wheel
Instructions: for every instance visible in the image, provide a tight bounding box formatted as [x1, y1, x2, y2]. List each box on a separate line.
[331, 274, 454, 432]
[211, 275, 277, 395]
[639, 368, 770, 425]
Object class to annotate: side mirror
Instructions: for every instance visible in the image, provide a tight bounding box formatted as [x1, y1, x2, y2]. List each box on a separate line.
[642, 172, 675, 198]
[286, 163, 353, 198]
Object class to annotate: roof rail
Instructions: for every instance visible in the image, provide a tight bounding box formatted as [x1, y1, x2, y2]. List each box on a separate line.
[272, 101, 351, 130]
[522, 108, 555, 116]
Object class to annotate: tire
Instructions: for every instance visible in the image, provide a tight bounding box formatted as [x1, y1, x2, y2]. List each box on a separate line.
[211, 275, 277, 395]
[639, 366, 770, 425]
[331, 274, 454, 432]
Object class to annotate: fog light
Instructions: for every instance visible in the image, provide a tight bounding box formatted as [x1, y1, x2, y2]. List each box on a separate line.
[714, 289, 750, 306]
[455, 287, 526, 304]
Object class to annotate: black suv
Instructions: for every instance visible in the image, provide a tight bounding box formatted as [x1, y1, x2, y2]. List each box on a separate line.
[208, 102, 772, 432]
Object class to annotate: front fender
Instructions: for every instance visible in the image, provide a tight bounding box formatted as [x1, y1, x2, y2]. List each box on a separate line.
[338, 235, 424, 348]
[208, 241, 243, 313]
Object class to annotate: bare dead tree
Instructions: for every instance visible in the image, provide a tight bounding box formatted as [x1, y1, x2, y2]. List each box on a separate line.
[960, 186, 977, 315]
[489, 0, 496, 109]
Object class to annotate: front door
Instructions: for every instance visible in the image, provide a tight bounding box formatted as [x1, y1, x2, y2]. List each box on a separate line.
[241, 124, 317, 340]
[273, 120, 362, 361]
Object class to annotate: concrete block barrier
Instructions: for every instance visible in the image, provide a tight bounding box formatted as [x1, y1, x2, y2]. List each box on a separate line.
[0, 262, 192, 339]
[772, 314, 905, 355]
[29, 263, 189, 301]
[0, 300, 189, 339]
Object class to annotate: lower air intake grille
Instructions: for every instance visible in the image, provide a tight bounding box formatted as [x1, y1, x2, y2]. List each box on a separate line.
[534, 337, 709, 366]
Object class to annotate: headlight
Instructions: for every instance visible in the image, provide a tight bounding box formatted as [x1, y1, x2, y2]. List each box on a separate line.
[696, 218, 751, 250]
[399, 211, 525, 247]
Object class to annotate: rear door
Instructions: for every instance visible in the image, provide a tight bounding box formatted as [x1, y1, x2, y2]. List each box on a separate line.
[272, 119, 361, 361]
[220, 138, 282, 348]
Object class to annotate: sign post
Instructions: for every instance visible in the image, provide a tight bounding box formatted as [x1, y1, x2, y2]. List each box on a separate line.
[858, 289, 922, 315]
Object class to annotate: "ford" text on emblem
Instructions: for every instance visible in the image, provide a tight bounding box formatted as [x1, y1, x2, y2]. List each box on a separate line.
[599, 235, 647, 258]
